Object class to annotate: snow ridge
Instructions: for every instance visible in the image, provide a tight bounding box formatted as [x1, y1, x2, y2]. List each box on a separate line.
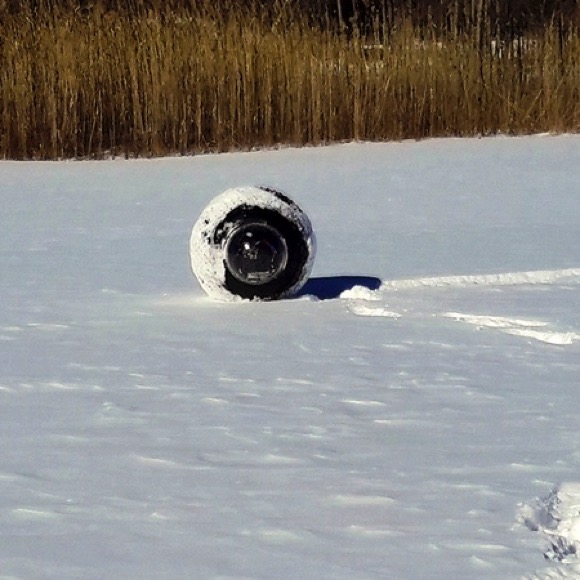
[380, 267, 580, 291]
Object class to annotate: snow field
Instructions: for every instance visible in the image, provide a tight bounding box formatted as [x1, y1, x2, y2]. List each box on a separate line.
[0, 134, 579, 578]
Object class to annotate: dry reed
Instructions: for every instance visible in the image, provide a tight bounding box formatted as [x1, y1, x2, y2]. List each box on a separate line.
[0, 2, 578, 159]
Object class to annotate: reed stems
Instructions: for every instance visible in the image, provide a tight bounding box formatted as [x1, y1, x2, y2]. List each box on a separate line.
[1, 1, 578, 159]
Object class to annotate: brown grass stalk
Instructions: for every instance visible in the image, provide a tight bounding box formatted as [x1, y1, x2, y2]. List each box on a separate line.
[0, 2, 578, 159]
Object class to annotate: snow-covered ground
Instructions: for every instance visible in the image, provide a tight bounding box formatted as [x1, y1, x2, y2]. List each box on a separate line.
[1, 135, 579, 579]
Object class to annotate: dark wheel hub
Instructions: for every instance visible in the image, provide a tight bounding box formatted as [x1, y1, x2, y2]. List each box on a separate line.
[225, 222, 288, 285]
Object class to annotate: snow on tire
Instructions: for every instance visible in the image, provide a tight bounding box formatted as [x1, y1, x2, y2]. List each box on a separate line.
[190, 186, 316, 301]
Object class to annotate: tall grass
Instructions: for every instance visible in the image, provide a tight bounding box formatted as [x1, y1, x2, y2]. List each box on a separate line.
[0, 1, 578, 159]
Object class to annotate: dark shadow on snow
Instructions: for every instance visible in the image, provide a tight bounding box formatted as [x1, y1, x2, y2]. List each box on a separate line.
[297, 276, 382, 301]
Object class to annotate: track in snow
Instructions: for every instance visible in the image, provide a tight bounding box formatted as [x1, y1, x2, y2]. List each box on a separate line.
[336, 266, 580, 346]
[378, 267, 580, 291]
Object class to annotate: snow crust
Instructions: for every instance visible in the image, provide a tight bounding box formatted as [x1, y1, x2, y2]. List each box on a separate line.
[1, 135, 579, 579]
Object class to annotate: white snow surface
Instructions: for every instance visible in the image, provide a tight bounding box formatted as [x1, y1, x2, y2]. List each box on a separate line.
[1, 135, 579, 579]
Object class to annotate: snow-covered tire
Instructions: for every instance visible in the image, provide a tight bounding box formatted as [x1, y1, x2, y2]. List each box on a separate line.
[190, 186, 316, 301]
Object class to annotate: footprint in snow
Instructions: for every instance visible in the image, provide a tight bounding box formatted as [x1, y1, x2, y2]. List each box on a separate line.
[518, 482, 580, 565]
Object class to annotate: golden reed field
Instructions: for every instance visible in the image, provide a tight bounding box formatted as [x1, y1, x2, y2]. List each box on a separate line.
[0, 0, 578, 159]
